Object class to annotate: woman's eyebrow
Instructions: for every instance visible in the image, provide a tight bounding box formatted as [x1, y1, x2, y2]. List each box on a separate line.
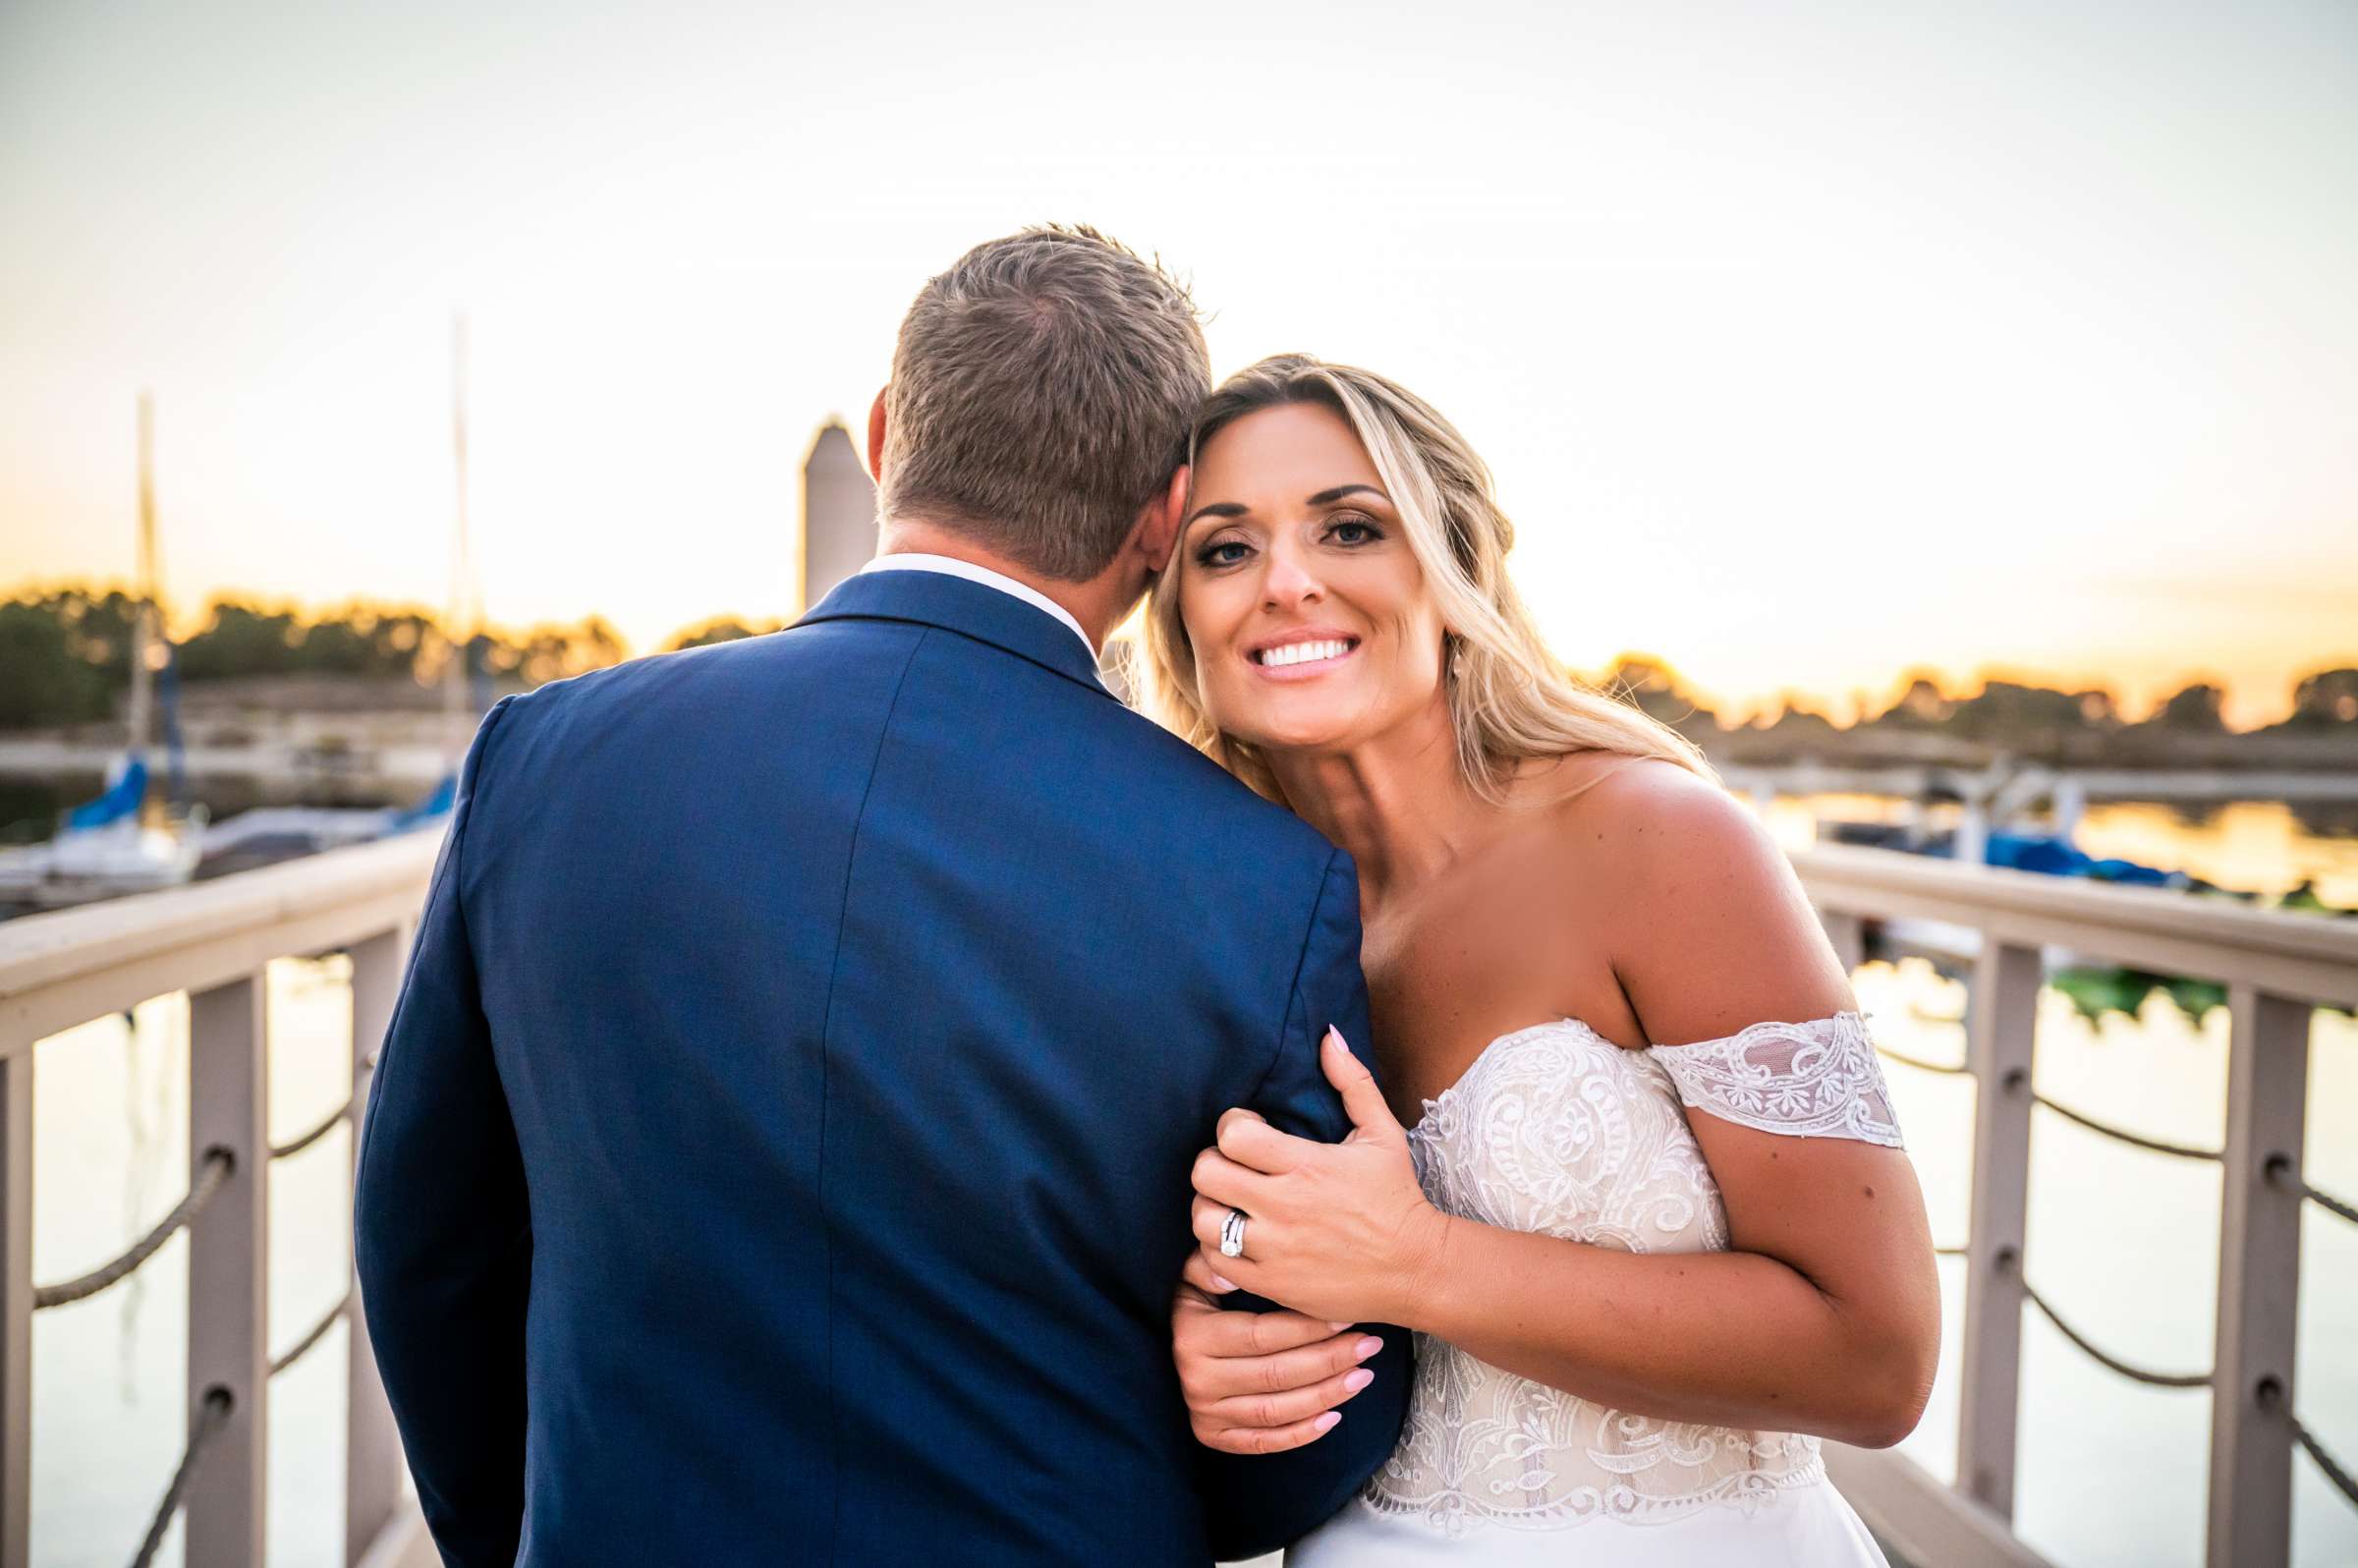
[1183, 501, 1249, 527]
[1307, 483, 1386, 506]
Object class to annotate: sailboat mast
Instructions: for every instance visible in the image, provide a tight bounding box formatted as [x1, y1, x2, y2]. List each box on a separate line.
[126, 391, 157, 757]
[445, 314, 472, 757]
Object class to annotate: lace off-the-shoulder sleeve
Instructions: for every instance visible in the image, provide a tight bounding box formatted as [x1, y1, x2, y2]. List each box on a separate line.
[1644, 1010, 1903, 1148]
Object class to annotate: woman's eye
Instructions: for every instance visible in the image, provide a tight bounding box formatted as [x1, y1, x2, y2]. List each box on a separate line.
[1327, 517, 1381, 545]
[1197, 539, 1252, 568]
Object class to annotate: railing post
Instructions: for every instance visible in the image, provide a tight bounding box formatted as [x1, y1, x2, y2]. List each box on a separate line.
[188, 975, 268, 1567]
[2207, 985, 2308, 1568]
[346, 924, 412, 1566]
[1958, 938, 2041, 1520]
[0, 1046, 30, 1568]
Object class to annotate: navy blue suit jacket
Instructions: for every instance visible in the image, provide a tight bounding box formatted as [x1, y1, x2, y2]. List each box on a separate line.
[353, 568, 1410, 1566]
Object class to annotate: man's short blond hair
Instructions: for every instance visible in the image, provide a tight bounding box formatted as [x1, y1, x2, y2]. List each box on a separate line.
[878, 225, 1209, 582]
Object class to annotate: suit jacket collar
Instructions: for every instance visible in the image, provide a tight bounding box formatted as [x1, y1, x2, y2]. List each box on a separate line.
[796, 569, 1111, 698]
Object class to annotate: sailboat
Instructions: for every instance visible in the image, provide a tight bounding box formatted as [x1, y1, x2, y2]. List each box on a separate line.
[0, 395, 208, 905]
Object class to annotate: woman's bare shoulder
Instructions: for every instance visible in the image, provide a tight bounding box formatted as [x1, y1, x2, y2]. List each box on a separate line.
[1489, 753, 1763, 900]
[1539, 755, 1851, 1044]
[1534, 754, 1763, 862]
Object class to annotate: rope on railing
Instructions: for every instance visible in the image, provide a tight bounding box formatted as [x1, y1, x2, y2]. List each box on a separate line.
[269, 1095, 355, 1160]
[2032, 1092, 2220, 1162]
[269, 1289, 353, 1377]
[1940, 1241, 2350, 1512]
[2269, 1155, 2358, 1227]
[33, 1148, 235, 1310]
[1874, 1044, 1971, 1076]
[128, 1385, 235, 1568]
[2292, 1414, 2358, 1508]
[2300, 1180, 2358, 1227]
[1881, 1040, 2222, 1162]
[2020, 1274, 2212, 1390]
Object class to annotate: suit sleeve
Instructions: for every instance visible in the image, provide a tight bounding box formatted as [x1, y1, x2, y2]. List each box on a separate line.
[1196, 847, 1415, 1560]
[353, 698, 531, 1568]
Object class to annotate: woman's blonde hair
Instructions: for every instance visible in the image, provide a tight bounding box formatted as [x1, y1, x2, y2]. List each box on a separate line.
[1142, 354, 1715, 804]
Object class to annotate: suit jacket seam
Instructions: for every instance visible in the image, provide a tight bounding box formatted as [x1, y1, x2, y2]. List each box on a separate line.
[813, 625, 928, 1568]
[443, 696, 524, 1224]
[448, 694, 519, 954]
[1245, 845, 1349, 1111]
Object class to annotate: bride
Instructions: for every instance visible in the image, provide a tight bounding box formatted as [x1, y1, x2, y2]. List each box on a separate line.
[1148, 356, 1939, 1565]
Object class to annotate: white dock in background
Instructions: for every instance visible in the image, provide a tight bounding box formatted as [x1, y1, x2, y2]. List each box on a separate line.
[198, 806, 409, 857]
[0, 834, 2352, 1566]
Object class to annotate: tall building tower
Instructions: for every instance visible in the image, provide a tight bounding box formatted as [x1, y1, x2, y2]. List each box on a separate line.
[801, 420, 879, 612]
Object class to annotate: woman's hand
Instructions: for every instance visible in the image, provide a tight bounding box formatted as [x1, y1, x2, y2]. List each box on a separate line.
[1170, 1252, 1385, 1454]
[1188, 1027, 1451, 1327]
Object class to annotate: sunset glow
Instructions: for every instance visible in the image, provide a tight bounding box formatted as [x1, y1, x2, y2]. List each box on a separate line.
[4, 2, 2352, 729]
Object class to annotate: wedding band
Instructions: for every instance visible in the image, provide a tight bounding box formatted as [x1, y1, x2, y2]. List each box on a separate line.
[1218, 1207, 1249, 1259]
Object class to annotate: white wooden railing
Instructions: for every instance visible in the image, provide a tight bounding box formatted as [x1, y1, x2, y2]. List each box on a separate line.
[1, 832, 2352, 1566]
[0, 831, 443, 1568]
[1795, 842, 2358, 1568]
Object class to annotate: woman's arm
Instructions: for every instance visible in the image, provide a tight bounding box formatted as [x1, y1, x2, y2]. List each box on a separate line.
[1186, 768, 1940, 1448]
[1400, 1131, 1936, 1446]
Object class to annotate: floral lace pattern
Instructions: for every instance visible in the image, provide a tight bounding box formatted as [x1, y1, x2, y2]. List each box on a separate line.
[1364, 1019, 1867, 1535]
[1645, 1011, 1903, 1149]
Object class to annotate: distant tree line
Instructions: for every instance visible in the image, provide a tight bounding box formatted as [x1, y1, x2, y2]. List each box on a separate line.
[1596, 655, 2358, 746]
[0, 587, 626, 728]
[3, 585, 2352, 743]
[663, 616, 786, 651]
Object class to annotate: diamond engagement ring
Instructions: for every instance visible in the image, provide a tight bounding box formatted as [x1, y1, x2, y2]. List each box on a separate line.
[1218, 1207, 1249, 1259]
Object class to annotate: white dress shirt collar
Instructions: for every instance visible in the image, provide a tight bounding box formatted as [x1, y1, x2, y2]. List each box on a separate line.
[857, 553, 1095, 657]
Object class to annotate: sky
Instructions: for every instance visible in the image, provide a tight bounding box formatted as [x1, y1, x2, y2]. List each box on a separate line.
[2, 0, 2353, 726]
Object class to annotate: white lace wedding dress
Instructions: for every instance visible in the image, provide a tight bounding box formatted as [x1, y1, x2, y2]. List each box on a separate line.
[1289, 1012, 1902, 1567]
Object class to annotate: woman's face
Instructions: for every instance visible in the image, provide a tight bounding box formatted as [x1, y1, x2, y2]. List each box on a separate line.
[1175, 401, 1447, 757]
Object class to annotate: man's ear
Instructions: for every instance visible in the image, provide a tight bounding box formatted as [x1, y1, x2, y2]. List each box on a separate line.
[865, 388, 889, 480]
[1136, 465, 1190, 575]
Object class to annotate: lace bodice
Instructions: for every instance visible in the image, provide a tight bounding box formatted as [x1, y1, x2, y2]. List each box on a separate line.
[1364, 1013, 1898, 1535]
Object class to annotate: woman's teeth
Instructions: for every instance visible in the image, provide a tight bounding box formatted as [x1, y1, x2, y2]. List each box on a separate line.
[1256, 640, 1354, 668]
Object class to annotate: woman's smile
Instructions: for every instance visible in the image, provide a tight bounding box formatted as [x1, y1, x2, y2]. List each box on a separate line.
[1248, 628, 1364, 679]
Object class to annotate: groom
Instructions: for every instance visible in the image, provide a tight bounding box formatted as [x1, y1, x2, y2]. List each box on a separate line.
[354, 225, 1409, 1566]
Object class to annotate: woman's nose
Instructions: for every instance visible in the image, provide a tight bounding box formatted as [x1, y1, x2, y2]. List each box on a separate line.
[1261, 536, 1324, 609]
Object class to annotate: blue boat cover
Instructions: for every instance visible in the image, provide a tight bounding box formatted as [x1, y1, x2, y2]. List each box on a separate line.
[1985, 831, 2177, 886]
[65, 758, 147, 831]
[387, 772, 457, 833]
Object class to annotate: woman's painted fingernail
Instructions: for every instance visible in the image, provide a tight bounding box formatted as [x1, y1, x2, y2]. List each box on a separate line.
[1355, 1336, 1382, 1360]
[1314, 1411, 1341, 1433]
[1323, 1026, 1347, 1050]
[1344, 1369, 1375, 1393]
[1210, 1273, 1237, 1292]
